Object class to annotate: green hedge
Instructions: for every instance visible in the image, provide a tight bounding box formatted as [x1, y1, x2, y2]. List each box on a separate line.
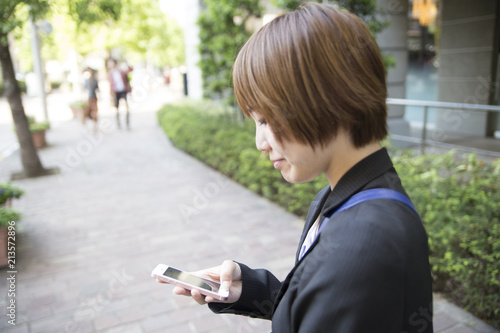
[392, 151, 500, 327]
[158, 102, 500, 329]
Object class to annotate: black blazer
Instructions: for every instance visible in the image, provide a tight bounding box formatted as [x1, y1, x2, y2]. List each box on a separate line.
[210, 148, 433, 333]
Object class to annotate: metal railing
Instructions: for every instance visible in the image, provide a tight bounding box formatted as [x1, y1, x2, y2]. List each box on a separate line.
[386, 98, 500, 156]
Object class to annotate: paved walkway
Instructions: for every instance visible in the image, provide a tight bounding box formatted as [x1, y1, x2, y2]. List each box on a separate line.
[0, 86, 499, 332]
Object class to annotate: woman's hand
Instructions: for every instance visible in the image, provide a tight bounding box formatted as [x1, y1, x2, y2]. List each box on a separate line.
[167, 260, 242, 305]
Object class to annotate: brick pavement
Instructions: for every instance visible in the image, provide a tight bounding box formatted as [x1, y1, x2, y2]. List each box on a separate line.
[0, 86, 499, 332]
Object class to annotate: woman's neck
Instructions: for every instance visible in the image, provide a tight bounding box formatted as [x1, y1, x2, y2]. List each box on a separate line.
[325, 134, 381, 190]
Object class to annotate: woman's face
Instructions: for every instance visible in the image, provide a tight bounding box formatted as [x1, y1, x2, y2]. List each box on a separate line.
[250, 112, 333, 184]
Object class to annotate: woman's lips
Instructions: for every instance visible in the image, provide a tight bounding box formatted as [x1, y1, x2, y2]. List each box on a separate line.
[272, 159, 284, 169]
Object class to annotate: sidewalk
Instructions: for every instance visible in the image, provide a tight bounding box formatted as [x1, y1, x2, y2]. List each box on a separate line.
[1, 86, 499, 332]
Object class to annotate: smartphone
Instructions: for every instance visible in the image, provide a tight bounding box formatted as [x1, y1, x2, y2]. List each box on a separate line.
[151, 264, 229, 301]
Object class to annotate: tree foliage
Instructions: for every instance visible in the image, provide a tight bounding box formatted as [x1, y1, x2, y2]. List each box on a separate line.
[68, 0, 122, 24]
[8, 0, 184, 72]
[109, 0, 185, 67]
[0, 0, 49, 43]
[198, 0, 262, 104]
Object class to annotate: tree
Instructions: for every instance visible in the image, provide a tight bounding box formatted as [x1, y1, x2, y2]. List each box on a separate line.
[198, 0, 262, 105]
[0, 0, 122, 178]
[0, 0, 50, 178]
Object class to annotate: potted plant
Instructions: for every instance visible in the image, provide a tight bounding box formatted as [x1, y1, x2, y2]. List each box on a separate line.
[27, 115, 50, 148]
[0, 207, 20, 267]
[69, 100, 87, 119]
[0, 183, 24, 208]
[0, 208, 20, 267]
[0, 183, 23, 267]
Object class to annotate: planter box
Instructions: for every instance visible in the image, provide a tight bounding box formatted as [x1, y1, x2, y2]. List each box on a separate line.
[31, 130, 47, 148]
[0, 226, 7, 267]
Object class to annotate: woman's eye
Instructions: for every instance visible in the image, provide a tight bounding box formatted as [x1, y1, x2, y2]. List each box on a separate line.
[258, 119, 267, 126]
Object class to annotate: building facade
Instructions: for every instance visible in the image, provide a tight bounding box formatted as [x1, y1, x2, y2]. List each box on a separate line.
[436, 0, 499, 137]
[184, 0, 500, 139]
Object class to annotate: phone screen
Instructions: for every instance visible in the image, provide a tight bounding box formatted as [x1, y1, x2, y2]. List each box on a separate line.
[162, 267, 219, 291]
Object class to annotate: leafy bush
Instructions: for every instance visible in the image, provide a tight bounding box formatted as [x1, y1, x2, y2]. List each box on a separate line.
[198, 0, 262, 105]
[0, 183, 23, 228]
[26, 115, 50, 132]
[51, 81, 63, 90]
[158, 102, 500, 329]
[0, 183, 24, 206]
[0, 207, 21, 228]
[392, 151, 500, 326]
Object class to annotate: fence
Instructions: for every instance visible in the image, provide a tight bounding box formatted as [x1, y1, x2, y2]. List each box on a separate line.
[386, 98, 500, 156]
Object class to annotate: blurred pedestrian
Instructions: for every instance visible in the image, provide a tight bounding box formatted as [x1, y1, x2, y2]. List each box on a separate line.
[163, 67, 171, 87]
[108, 59, 132, 129]
[83, 67, 99, 132]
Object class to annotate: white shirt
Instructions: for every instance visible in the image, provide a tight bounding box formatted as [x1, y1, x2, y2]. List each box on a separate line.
[110, 68, 125, 92]
[299, 215, 321, 260]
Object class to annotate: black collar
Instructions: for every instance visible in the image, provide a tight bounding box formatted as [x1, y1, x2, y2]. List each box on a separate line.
[296, 148, 397, 260]
[321, 147, 395, 218]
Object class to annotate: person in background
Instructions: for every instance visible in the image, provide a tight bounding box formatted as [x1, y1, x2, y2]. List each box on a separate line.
[166, 2, 433, 333]
[83, 67, 99, 132]
[108, 59, 132, 129]
[163, 67, 171, 88]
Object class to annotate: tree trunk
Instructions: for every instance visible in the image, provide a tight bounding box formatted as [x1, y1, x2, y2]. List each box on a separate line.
[0, 30, 46, 177]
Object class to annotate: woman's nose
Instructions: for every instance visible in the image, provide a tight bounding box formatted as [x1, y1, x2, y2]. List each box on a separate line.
[256, 129, 270, 152]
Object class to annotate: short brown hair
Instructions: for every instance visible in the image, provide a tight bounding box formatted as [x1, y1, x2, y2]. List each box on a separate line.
[233, 2, 388, 148]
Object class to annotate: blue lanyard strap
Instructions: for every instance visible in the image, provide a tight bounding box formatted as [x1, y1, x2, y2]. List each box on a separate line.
[317, 188, 418, 234]
[299, 188, 418, 261]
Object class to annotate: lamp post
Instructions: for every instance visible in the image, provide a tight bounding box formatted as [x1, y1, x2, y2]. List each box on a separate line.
[29, 14, 52, 124]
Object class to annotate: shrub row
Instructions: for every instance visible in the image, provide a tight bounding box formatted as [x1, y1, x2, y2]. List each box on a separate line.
[158, 102, 500, 329]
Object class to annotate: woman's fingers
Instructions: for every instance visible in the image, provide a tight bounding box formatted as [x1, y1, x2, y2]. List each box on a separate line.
[190, 289, 208, 305]
[172, 286, 191, 296]
[167, 261, 242, 305]
[220, 260, 241, 292]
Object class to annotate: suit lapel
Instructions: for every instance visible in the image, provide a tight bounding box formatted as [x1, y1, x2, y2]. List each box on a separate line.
[294, 188, 328, 261]
[273, 186, 331, 313]
[271, 149, 395, 315]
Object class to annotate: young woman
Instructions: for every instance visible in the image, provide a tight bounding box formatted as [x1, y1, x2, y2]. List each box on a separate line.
[171, 3, 433, 332]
